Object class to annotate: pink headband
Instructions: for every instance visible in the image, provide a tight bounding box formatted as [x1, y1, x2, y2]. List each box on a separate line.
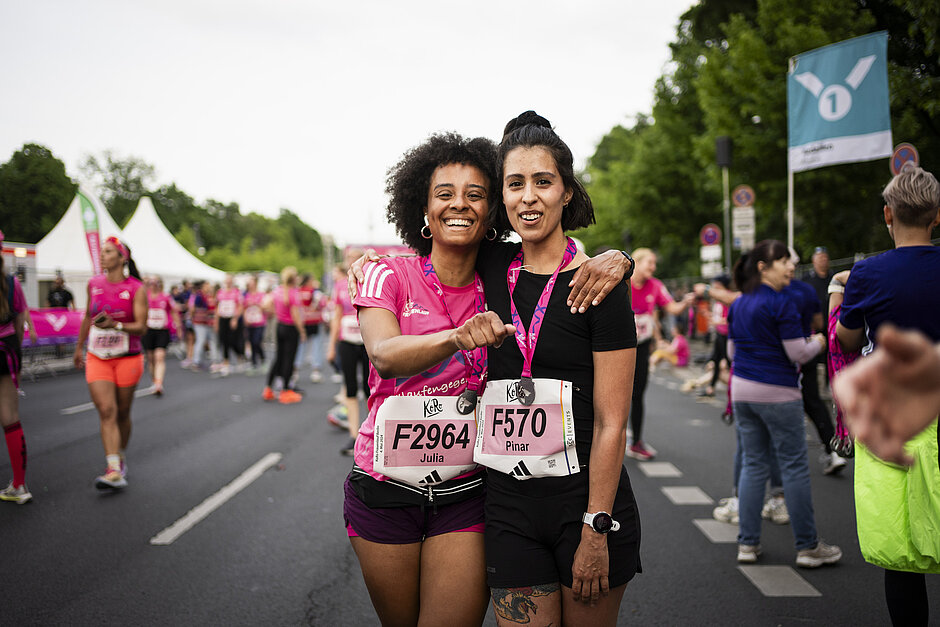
[105, 236, 129, 259]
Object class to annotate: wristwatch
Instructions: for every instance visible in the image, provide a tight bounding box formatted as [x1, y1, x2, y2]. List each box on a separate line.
[115, 322, 124, 332]
[583, 511, 621, 534]
[620, 251, 635, 280]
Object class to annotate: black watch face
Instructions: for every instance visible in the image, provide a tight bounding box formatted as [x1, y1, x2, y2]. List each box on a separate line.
[593, 512, 613, 533]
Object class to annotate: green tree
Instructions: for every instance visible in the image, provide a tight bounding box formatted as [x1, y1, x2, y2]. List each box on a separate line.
[79, 151, 156, 227]
[0, 143, 77, 243]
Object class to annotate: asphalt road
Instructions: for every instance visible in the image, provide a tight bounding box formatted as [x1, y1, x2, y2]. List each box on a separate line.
[3, 355, 938, 626]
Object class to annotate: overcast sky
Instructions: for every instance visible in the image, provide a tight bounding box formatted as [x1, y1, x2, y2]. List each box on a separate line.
[1, 0, 695, 247]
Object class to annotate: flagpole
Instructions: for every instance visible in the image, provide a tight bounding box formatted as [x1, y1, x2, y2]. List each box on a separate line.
[787, 167, 794, 250]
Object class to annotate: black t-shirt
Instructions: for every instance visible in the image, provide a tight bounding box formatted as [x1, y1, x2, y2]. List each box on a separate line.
[479, 242, 637, 471]
[803, 270, 832, 330]
[47, 287, 73, 308]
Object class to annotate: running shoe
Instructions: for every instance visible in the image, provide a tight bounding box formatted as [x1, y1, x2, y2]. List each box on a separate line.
[95, 468, 128, 490]
[262, 386, 275, 401]
[180, 359, 192, 369]
[278, 389, 303, 404]
[712, 496, 739, 524]
[153, 383, 163, 397]
[327, 405, 349, 430]
[220, 365, 231, 377]
[761, 495, 790, 525]
[340, 437, 355, 456]
[310, 370, 323, 383]
[331, 373, 343, 384]
[289, 374, 299, 389]
[209, 363, 223, 374]
[626, 442, 655, 461]
[737, 544, 761, 563]
[796, 541, 842, 568]
[823, 452, 847, 475]
[0, 482, 32, 504]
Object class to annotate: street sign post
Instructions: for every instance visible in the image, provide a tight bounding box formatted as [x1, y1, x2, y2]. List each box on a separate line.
[890, 142, 919, 176]
[700, 223, 722, 247]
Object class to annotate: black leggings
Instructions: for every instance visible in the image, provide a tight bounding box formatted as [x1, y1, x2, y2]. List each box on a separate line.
[708, 333, 728, 389]
[337, 341, 370, 399]
[801, 355, 835, 454]
[629, 340, 651, 443]
[218, 317, 245, 360]
[884, 569, 928, 626]
[267, 323, 299, 388]
[247, 326, 265, 366]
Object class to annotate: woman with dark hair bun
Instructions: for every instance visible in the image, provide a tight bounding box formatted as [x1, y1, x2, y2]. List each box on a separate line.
[73, 237, 147, 490]
[728, 239, 841, 567]
[478, 111, 640, 626]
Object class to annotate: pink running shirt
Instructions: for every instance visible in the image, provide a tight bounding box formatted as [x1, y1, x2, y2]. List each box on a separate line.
[146, 292, 176, 331]
[243, 291, 268, 328]
[333, 280, 361, 343]
[273, 286, 300, 325]
[0, 277, 27, 339]
[630, 276, 673, 342]
[88, 274, 144, 354]
[215, 287, 242, 319]
[352, 257, 482, 480]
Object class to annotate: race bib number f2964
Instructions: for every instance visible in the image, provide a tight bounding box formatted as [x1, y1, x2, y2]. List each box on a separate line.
[474, 378, 580, 479]
[373, 395, 477, 486]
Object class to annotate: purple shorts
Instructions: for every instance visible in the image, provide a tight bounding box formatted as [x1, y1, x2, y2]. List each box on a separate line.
[343, 476, 485, 544]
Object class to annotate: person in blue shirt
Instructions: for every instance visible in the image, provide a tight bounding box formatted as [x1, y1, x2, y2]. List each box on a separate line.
[728, 239, 840, 568]
[836, 163, 940, 627]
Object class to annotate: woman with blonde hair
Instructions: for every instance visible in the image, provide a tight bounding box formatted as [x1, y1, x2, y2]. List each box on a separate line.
[263, 266, 305, 404]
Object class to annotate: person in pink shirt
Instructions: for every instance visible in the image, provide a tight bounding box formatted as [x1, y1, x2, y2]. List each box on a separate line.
[242, 275, 268, 372]
[73, 237, 147, 490]
[215, 274, 244, 376]
[142, 276, 181, 396]
[262, 267, 305, 404]
[0, 232, 37, 505]
[651, 325, 690, 369]
[627, 248, 694, 460]
[293, 274, 326, 383]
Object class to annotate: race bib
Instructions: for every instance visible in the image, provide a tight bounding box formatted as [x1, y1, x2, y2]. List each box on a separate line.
[340, 314, 363, 344]
[218, 300, 237, 318]
[635, 313, 655, 343]
[244, 305, 264, 326]
[147, 308, 168, 329]
[88, 326, 130, 359]
[373, 395, 477, 486]
[474, 378, 579, 479]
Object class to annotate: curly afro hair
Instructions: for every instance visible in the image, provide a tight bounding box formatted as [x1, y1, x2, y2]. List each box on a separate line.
[385, 132, 507, 257]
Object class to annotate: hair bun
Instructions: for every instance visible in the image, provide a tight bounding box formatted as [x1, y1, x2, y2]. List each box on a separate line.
[502, 110, 552, 140]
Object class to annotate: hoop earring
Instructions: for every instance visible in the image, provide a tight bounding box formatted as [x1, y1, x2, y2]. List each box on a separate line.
[421, 214, 432, 240]
[485, 228, 497, 241]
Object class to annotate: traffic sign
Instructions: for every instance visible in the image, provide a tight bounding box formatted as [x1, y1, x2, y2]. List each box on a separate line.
[890, 142, 919, 176]
[732, 185, 755, 207]
[700, 245, 722, 262]
[700, 223, 722, 246]
[701, 261, 723, 278]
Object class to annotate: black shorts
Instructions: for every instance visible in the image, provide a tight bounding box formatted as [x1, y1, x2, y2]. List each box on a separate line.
[142, 328, 171, 351]
[484, 465, 641, 589]
[0, 334, 21, 377]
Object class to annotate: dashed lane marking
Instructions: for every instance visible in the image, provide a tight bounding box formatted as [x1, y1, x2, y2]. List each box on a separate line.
[737, 566, 822, 597]
[150, 452, 283, 546]
[693, 519, 739, 543]
[661, 486, 714, 505]
[61, 387, 154, 415]
[637, 462, 682, 478]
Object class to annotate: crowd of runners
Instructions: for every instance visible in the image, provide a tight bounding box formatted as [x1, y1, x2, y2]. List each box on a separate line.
[1, 113, 937, 625]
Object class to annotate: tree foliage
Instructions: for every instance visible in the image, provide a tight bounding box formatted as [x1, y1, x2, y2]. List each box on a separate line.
[0, 144, 76, 243]
[579, 0, 940, 277]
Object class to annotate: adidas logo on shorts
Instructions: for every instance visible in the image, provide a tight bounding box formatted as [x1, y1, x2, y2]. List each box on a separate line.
[419, 470, 444, 485]
[510, 460, 532, 478]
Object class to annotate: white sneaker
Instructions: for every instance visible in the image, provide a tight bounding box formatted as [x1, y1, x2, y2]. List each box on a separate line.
[713, 496, 739, 524]
[0, 482, 32, 504]
[823, 451, 847, 475]
[737, 544, 761, 563]
[310, 370, 322, 383]
[796, 541, 842, 568]
[761, 495, 790, 525]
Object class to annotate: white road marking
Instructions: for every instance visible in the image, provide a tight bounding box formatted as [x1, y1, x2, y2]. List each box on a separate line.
[61, 387, 154, 415]
[150, 452, 283, 546]
[637, 462, 682, 478]
[661, 486, 714, 505]
[737, 566, 821, 597]
[693, 518, 739, 543]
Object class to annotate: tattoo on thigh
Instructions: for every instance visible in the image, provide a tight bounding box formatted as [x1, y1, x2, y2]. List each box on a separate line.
[491, 583, 559, 624]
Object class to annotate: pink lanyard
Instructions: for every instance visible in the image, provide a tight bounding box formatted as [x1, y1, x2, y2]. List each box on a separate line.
[506, 238, 577, 405]
[420, 257, 487, 414]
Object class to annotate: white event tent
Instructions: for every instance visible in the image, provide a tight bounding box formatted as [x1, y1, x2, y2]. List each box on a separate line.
[123, 196, 226, 286]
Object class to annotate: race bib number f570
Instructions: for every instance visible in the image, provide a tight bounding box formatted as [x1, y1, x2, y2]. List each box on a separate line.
[373, 395, 477, 486]
[474, 378, 580, 479]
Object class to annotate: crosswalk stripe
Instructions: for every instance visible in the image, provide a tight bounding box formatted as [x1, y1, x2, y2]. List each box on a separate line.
[661, 486, 714, 505]
[637, 462, 682, 478]
[692, 518, 739, 543]
[737, 566, 821, 597]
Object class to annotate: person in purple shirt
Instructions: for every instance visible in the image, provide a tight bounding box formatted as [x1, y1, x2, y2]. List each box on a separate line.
[728, 239, 840, 568]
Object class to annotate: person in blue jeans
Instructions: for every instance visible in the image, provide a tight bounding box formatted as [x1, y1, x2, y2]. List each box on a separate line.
[728, 239, 841, 568]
